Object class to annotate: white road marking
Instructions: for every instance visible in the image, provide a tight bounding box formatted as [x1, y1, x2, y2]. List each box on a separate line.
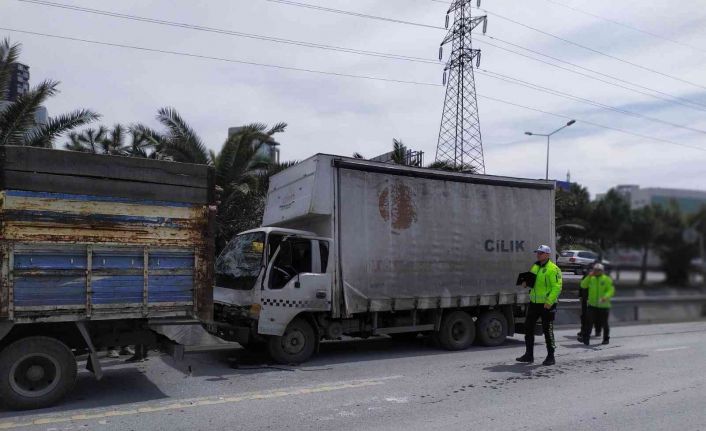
[0, 376, 403, 430]
[655, 346, 690, 352]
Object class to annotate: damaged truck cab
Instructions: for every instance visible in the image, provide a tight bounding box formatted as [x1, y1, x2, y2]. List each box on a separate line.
[213, 228, 333, 363]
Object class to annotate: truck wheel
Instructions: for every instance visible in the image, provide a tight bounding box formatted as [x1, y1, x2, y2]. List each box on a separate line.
[476, 310, 508, 347]
[267, 318, 316, 364]
[0, 336, 77, 410]
[437, 311, 475, 350]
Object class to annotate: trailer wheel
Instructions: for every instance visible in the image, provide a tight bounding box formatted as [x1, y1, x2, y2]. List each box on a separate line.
[267, 318, 316, 364]
[476, 310, 508, 347]
[0, 336, 77, 410]
[437, 311, 475, 350]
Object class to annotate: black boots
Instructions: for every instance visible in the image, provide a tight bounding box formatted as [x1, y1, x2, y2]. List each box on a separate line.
[516, 354, 534, 363]
[542, 356, 555, 366]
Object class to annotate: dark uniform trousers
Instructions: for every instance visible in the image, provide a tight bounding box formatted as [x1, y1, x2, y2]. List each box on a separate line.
[524, 302, 556, 357]
[583, 306, 609, 342]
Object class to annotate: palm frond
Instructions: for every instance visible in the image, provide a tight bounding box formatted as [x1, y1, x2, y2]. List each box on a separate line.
[64, 132, 87, 152]
[77, 125, 109, 153]
[103, 123, 126, 154]
[239, 123, 268, 133]
[24, 109, 100, 148]
[0, 38, 21, 100]
[0, 80, 60, 146]
[392, 138, 407, 165]
[156, 107, 210, 165]
[266, 122, 287, 136]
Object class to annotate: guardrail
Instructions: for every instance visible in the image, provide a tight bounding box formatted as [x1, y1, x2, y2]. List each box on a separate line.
[555, 294, 706, 324]
[560, 294, 706, 307]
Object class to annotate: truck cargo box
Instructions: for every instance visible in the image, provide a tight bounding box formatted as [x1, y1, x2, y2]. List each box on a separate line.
[262, 154, 555, 316]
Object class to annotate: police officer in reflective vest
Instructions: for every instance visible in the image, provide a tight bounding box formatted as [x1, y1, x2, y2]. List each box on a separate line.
[579, 263, 614, 345]
[517, 245, 563, 366]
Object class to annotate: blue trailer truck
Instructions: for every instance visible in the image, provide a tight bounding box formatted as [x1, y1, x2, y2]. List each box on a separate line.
[0, 146, 216, 410]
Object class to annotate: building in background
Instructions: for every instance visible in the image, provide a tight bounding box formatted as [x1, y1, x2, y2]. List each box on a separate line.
[601, 185, 706, 215]
[1, 62, 49, 127]
[228, 126, 280, 164]
[6, 63, 30, 102]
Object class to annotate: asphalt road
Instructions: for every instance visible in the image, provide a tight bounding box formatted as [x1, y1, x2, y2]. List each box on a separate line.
[1, 321, 705, 431]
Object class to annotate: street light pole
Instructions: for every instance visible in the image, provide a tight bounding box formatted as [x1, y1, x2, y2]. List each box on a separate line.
[546, 135, 550, 181]
[525, 120, 576, 180]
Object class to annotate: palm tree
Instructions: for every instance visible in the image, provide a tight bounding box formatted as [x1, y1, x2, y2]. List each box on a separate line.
[65, 124, 158, 157]
[64, 126, 108, 153]
[0, 38, 99, 147]
[124, 129, 158, 158]
[427, 160, 478, 173]
[100, 124, 128, 155]
[391, 138, 407, 165]
[133, 107, 288, 250]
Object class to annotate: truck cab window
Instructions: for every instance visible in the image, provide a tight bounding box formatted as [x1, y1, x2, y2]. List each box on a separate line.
[269, 240, 312, 289]
[215, 232, 265, 290]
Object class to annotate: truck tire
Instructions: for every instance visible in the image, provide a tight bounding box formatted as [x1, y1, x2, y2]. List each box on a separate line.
[437, 311, 475, 350]
[267, 318, 317, 364]
[476, 310, 508, 347]
[0, 336, 77, 410]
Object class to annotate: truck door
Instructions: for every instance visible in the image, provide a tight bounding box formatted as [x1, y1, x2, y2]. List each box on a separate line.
[258, 238, 332, 336]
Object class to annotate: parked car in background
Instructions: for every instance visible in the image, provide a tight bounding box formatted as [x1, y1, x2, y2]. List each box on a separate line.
[557, 250, 611, 274]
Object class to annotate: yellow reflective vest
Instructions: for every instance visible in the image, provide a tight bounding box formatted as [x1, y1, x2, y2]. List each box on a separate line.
[580, 274, 615, 308]
[529, 260, 563, 305]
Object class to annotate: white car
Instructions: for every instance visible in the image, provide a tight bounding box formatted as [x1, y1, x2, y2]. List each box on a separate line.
[557, 250, 610, 274]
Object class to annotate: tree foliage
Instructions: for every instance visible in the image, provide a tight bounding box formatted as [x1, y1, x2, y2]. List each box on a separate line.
[556, 185, 700, 286]
[0, 38, 99, 147]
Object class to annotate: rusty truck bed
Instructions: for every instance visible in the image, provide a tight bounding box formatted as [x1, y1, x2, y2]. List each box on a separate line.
[0, 146, 215, 324]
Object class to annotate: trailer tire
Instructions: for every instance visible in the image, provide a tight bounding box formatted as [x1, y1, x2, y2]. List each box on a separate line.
[476, 310, 508, 347]
[0, 336, 77, 410]
[267, 318, 316, 364]
[437, 311, 475, 350]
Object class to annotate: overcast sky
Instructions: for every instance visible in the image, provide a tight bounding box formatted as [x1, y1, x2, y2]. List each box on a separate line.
[3, 0, 706, 196]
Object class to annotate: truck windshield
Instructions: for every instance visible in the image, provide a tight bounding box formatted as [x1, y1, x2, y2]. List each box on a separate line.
[215, 232, 265, 290]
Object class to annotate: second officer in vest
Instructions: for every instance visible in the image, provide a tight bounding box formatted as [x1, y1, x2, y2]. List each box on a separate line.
[579, 263, 615, 345]
[516, 245, 563, 366]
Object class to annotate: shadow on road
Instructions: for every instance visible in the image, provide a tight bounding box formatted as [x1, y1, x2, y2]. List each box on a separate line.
[0, 366, 168, 419]
[159, 335, 527, 378]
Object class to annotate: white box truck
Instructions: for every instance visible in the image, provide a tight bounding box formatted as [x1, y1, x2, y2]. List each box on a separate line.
[211, 154, 555, 363]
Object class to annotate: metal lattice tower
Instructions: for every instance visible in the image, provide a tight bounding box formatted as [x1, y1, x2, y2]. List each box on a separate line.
[435, 0, 488, 173]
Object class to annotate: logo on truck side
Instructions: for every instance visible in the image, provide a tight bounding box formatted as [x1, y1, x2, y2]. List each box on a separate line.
[379, 181, 417, 230]
[484, 239, 525, 252]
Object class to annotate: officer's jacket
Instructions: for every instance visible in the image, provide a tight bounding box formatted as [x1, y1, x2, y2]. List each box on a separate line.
[529, 260, 563, 305]
[579, 274, 615, 308]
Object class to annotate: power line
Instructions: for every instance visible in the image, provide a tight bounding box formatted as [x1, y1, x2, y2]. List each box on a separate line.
[476, 68, 706, 135]
[476, 35, 706, 112]
[2, 26, 704, 153]
[0, 27, 442, 87]
[480, 7, 706, 92]
[265, 0, 706, 107]
[476, 93, 706, 153]
[15, 0, 439, 65]
[264, 0, 444, 30]
[16, 0, 705, 136]
[19, 0, 706, 118]
[541, 0, 706, 55]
